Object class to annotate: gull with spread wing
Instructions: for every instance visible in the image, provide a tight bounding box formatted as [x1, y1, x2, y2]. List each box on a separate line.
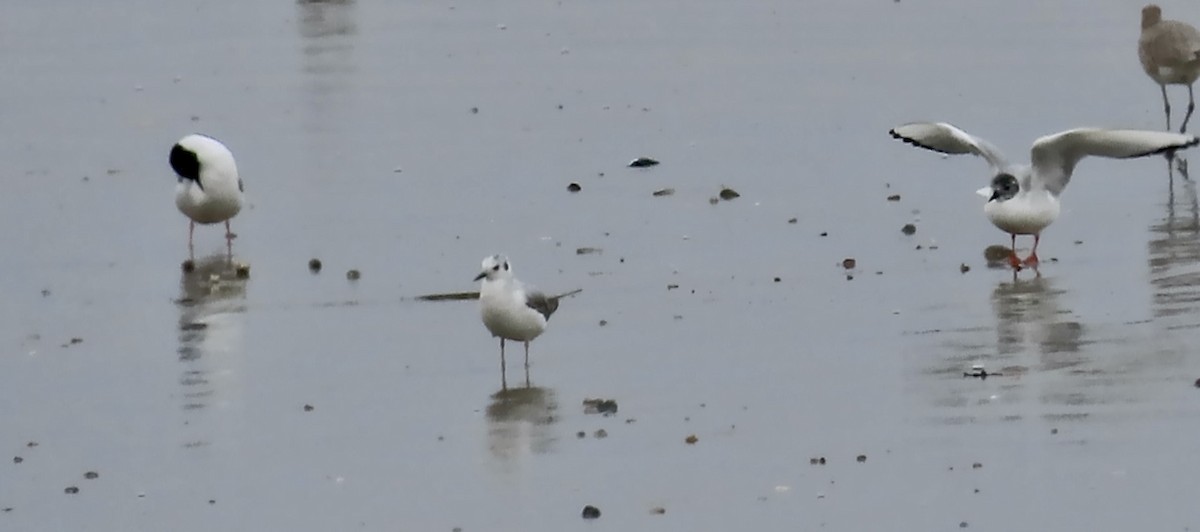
[889, 122, 1199, 268]
[475, 255, 581, 386]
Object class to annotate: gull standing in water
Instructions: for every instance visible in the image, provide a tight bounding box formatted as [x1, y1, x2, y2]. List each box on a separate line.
[1139, 4, 1200, 132]
[889, 122, 1199, 268]
[475, 254, 581, 387]
[170, 134, 244, 254]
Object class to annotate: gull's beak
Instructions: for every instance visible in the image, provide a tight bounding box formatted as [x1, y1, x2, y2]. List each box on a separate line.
[976, 186, 993, 199]
[473, 272, 487, 281]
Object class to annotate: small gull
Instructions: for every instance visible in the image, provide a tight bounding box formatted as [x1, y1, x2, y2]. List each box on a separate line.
[169, 134, 244, 253]
[889, 122, 1199, 268]
[475, 254, 581, 386]
[1139, 4, 1200, 132]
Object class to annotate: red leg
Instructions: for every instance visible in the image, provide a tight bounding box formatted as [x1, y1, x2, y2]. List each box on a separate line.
[1008, 234, 1022, 269]
[1023, 234, 1040, 267]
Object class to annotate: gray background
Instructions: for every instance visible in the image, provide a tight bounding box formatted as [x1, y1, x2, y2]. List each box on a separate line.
[2, 0, 1199, 530]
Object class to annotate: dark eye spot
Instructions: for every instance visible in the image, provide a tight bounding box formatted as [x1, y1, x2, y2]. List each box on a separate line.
[503, 262, 509, 271]
[492, 265, 499, 271]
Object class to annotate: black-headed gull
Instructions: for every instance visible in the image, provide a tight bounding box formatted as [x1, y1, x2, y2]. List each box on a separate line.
[169, 134, 243, 251]
[889, 122, 1200, 268]
[475, 255, 580, 385]
[1139, 4, 1200, 132]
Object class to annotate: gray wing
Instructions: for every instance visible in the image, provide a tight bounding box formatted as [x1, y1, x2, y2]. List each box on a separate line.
[1029, 128, 1200, 195]
[525, 288, 583, 321]
[889, 122, 1008, 171]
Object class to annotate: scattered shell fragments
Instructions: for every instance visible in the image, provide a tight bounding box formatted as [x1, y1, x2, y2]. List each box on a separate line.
[628, 157, 659, 168]
[581, 505, 602, 519]
[718, 187, 740, 200]
[64, 486, 79, 495]
[901, 223, 916, 235]
[809, 457, 827, 465]
[887, 194, 901, 201]
[972, 462, 983, 469]
[346, 269, 361, 281]
[583, 398, 619, 415]
[652, 188, 675, 197]
[567, 182, 582, 193]
[308, 258, 322, 273]
[84, 471, 98, 480]
[685, 434, 698, 444]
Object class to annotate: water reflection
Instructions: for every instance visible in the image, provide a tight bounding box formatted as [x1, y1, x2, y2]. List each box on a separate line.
[296, 0, 356, 131]
[176, 253, 248, 449]
[1147, 155, 1200, 327]
[990, 274, 1085, 362]
[486, 386, 558, 461]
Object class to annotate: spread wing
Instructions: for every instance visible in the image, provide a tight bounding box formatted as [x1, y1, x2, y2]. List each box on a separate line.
[1029, 129, 1199, 195]
[889, 122, 1008, 170]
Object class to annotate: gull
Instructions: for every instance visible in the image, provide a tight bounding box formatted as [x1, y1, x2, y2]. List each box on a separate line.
[889, 122, 1199, 268]
[170, 134, 244, 253]
[475, 254, 581, 386]
[1139, 4, 1200, 132]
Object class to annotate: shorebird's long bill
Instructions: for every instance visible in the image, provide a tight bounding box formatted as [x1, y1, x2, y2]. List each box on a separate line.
[976, 186, 993, 199]
[473, 272, 487, 281]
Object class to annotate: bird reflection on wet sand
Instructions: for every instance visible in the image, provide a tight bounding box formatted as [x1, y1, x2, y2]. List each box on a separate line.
[1148, 155, 1200, 326]
[176, 253, 248, 449]
[486, 385, 558, 461]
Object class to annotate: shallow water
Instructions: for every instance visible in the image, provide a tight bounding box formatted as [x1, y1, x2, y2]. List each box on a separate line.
[3, 0, 1200, 530]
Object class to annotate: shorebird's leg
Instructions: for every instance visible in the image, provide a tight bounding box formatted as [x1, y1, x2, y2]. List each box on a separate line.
[1023, 234, 1040, 267]
[1163, 84, 1173, 131]
[1008, 234, 1022, 269]
[1182, 84, 1196, 134]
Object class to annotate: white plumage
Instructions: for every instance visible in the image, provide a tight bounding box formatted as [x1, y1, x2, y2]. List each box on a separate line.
[169, 134, 244, 250]
[890, 122, 1199, 268]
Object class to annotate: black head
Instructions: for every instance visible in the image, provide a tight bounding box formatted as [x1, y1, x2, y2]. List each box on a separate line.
[169, 143, 203, 190]
[987, 173, 1020, 202]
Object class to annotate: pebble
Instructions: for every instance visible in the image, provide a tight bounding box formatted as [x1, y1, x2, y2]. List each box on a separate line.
[652, 188, 675, 197]
[567, 182, 582, 193]
[304, 404, 315, 412]
[901, 223, 916, 235]
[856, 454, 867, 463]
[650, 507, 666, 515]
[628, 157, 659, 168]
[718, 187, 740, 200]
[64, 486, 79, 495]
[887, 194, 901, 201]
[346, 269, 361, 281]
[685, 434, 698, 444]
[581, 505, 601, 519]
[308, 258, 322, 273]
[12, 456, 22, 464]
[593, 429, 608, 439]
[84, 471, 98, 480]
[842, 258, 857, 269]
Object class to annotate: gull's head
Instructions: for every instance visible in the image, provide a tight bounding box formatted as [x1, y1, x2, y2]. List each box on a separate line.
[1142, 4, 1162, 29]
[474, 254, 512, 282]
[170, 133, 238, 190]
[979, 173, 1019, 203]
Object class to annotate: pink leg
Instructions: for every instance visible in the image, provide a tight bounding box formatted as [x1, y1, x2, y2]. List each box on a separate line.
[1023, 234, 1041, 267]
[1008, 234, 1022, 269]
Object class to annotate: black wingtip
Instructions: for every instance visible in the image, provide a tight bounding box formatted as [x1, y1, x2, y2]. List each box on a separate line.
[889, 128, 954, 156]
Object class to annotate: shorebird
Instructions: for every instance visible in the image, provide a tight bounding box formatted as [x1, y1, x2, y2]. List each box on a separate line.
[475, 254, 580, 385]
[1139, 4, 1200, 132]
[889, 122, 1199, 268]
[169, 134, 243, 253]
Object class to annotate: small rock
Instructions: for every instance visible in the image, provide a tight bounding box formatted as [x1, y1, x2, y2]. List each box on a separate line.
[64, 486, 79, 495]
[1194, 378, 1200, 388]
[856, 454, 867, 463]
[599, 320, 608, 327]
[652, 187, 674, 197]
[773, 277, 781, 282]
[346, 269, 361, 281]
[650, 507, 666, 515]
[842, 258, 857, 269]
[718, 187, 740, 200]
[819, 231, 828, 237]
[303, 404, 315, 412]
[581, 505, 601, 519]
[628, 157, 659, 168]
[887, 194, 901, 201]
[181, 259, 196, 273]
[972, 462, 982, 469]
[708, 196, 719, 205]
[960, 522, 969, 528]
[576, 431, 586, 439]
[567, 182, 582, 193]
[901, 223, 916, 235]
[1051, 428, 1058, 434]
[685, 434, 698, 445]
[582, 398, 618, 415]
[209, 499, 216, 505]
[666, 284, 679, 290]
[593, 429, 608, 439]
[84, 471, 98, 480]
[41, 289, 51, 297]
[308, 258, 322, 273]
[470, 106, 479, 114]
[960, 263, 970, 274]
[787, 217, 798, 224]
[26, 442, 37, 448]
[12, 456, 22, 464]
[576, 247, 602, 255]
